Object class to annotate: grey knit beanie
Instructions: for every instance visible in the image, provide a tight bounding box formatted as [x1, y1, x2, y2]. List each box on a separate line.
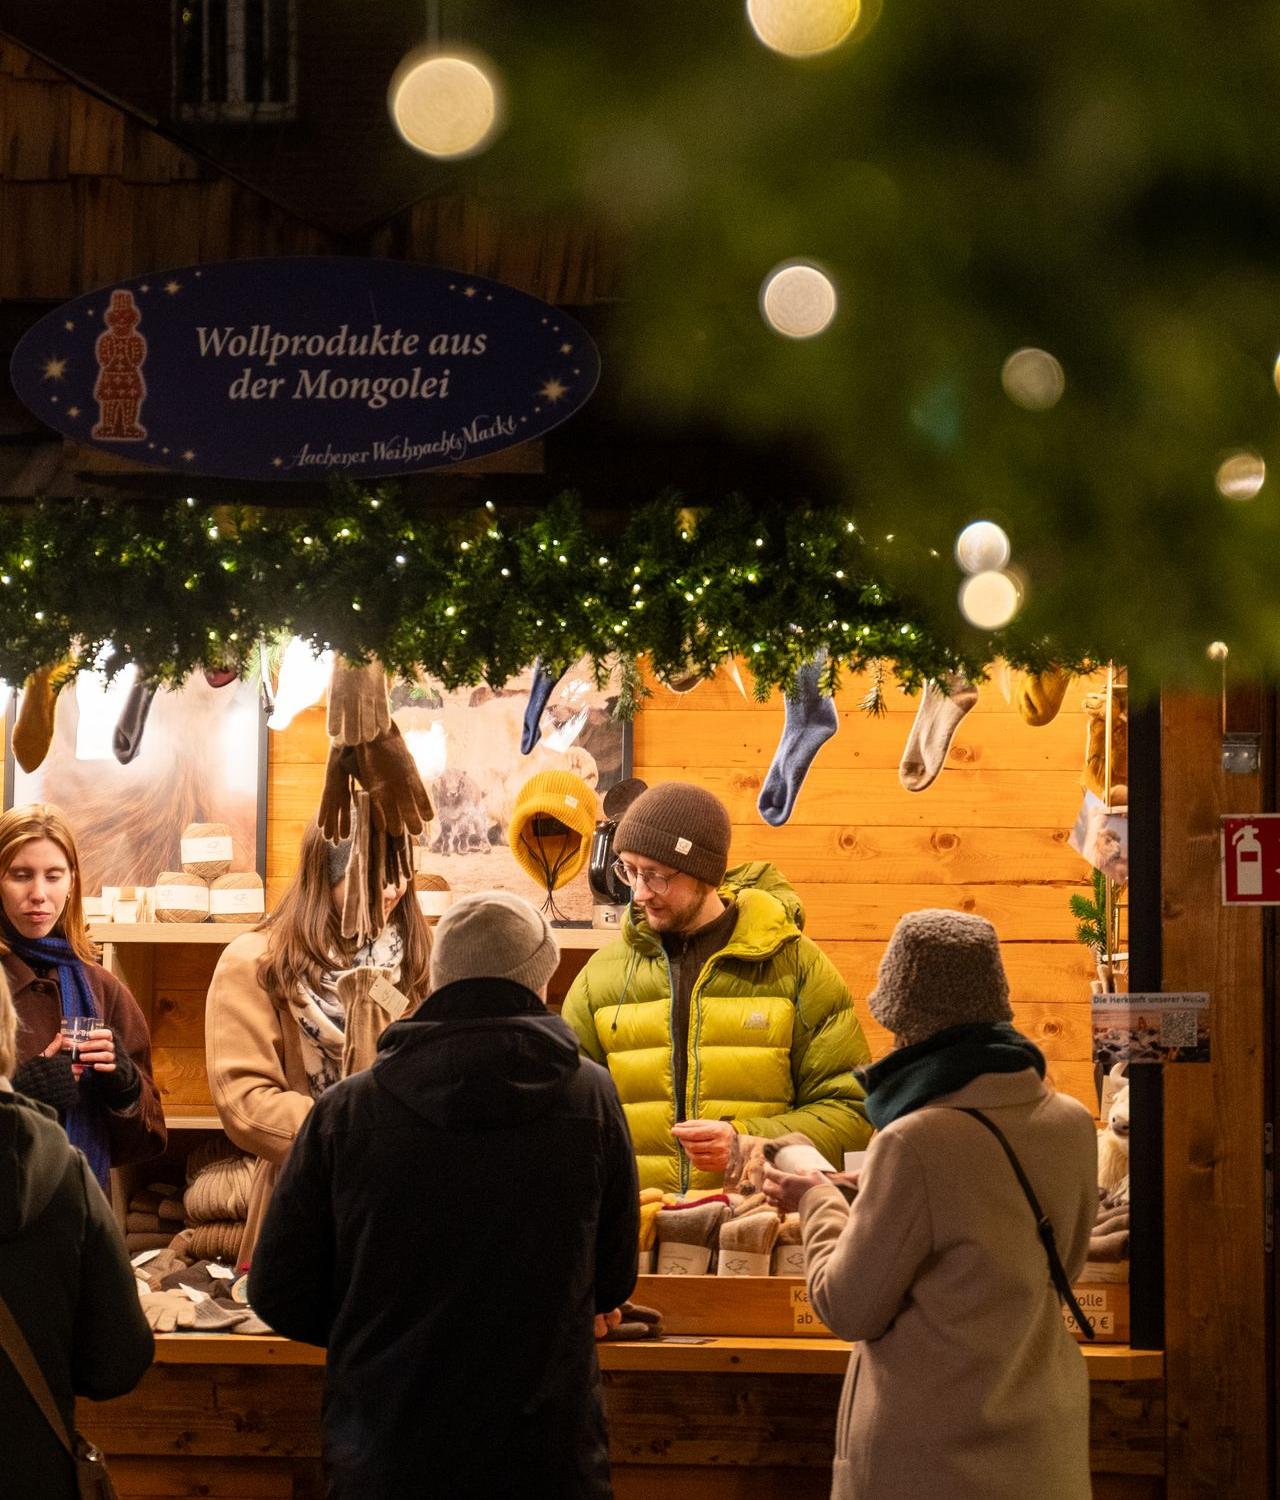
[429, 890, 560, 995]
[868, 910, 1012, 1046]
[614, 782, 731, 886]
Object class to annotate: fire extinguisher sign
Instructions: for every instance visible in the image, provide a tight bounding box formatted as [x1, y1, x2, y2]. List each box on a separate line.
[1221, 816, 1280, 904]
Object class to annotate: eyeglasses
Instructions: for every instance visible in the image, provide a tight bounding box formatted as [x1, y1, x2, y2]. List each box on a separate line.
[612, 860, 676, 895]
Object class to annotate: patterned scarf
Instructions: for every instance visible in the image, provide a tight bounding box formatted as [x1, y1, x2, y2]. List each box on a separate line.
[2, 918, 111, 1190]
[291, 925, 404, 1100]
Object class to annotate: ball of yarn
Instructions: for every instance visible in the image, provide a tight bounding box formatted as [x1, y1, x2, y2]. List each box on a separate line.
[414, 871, 452, 918]
[209, 871, 265, 923]
[152, 871, 210, 924]
[181, 821, 234, 880]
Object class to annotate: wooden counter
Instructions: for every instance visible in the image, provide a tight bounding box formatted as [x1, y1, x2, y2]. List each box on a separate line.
[83, 1336, 1165, 1500]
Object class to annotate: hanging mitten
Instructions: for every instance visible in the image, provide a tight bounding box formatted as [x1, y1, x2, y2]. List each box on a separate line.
[897, 673, 979, 793]
[113, 678, 158, 765]
[1015, 666, 1071, 727]
[352, 722, 434, 837]
[718, 1208, 782, 1276]
[334, 965, 405, 1076]
[757, 656, 838, 826]
[521, 657, 563, 754]
[327, 655, 391, 747]
[772, 1215, 805, 1276]
[318, 744, 357, 842]
[655, 1198, 729, 1275]
[12, 658, 76, 773]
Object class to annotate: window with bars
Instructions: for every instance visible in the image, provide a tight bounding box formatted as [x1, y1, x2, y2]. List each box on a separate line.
[174, 0, 297, 120]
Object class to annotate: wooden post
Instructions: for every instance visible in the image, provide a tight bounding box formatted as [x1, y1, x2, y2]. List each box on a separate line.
[1161, 692, 1269, 1496]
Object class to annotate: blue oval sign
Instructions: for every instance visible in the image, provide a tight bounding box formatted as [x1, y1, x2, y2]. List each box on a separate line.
[10, 258, 601, 481]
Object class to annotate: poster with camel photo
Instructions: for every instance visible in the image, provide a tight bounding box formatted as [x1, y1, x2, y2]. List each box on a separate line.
[6, 673, 265, 897]
[392, 658, 631, 923]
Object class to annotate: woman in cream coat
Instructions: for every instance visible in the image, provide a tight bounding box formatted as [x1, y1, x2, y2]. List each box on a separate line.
[206, 822, 431, 1264]
[765, 910, 1097, 1500]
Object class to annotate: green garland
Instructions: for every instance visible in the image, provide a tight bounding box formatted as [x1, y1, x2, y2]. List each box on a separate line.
[0, 490, 1095, 705]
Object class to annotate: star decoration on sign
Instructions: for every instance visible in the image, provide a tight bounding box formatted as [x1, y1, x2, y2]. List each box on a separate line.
[464, 286, 477, 298]
[272, 457, 283, 468]
[139, 284, 150, 293]
[539, 378, 568, 404]
[42, 357, 67, 381]
[182, 449, 196, 462]
[67, 406, 80, 418]
[560, 343, 572, 354]
[164, 280, 181, 296]
[64, 320, 75, 332]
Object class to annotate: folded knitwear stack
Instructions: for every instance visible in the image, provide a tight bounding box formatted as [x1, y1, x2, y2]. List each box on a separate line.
[1082, 1188, 1130, 1284]
[172, 1138, 255, 1264]
[124, 1178, 187, 1254]
[645, 1190, 803, 1277]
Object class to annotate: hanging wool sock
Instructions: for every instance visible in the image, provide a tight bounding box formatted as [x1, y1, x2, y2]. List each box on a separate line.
[897, 673, 979, 793]
[718, 1209, 781, 1276]
[113, 679, 158, 765]
[655, 1199, 729, 1275]
[1015, 666, 1071, 727]
[521, 657, 562, 754]
[12, 658, 76, 773]
[757, 657, 839, 826]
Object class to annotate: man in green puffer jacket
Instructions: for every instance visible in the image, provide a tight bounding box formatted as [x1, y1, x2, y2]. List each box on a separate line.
[562, 782, 872, 1192]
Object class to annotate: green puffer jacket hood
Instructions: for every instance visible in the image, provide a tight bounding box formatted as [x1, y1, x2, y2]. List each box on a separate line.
[564, 862, 872, 1192]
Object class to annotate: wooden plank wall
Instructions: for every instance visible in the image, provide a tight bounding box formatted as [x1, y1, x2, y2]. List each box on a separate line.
[266, 664, 1104, 1112]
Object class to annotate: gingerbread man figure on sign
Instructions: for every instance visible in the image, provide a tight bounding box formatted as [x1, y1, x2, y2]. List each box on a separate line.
[92, 289, 148, 440]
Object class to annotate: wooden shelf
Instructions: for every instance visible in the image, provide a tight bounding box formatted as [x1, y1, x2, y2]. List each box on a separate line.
[92, 921, 619, 949]
[149, 1332, 1163, 1382]
[163, 1105, 223, 1130]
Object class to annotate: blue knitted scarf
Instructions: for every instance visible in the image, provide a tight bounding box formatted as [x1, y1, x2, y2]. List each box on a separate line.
[4, 919, 111, 1189]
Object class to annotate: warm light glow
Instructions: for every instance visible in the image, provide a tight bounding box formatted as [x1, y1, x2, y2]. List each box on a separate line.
[403, 722, 448, 780]
[954, 521, 1011, 575]
[389, 52, 499, 159]
[747, 0, 860, 56]
[959, 571, 1020, 629]
[1207, 640, 1229, 662]
[268, 638, 334, 732]
[1001, 347, 1065, 411]
[1215, 450, 1265, 501]
[74, 661, 137, 761]
[761, 261, 837, 338]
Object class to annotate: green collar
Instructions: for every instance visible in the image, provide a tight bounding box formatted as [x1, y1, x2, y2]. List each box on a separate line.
[857, 1023, 1046, 1129]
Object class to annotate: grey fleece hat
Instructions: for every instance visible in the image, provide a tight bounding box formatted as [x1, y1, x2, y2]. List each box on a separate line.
[429, 890, 560, 995]
[868, 909, 1012, 1047]
[614, 782, 732, 887]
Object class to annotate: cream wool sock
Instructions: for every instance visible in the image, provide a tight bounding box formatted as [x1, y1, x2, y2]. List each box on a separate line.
[772, 1214, 805, 1276]
[718, 1209, 781, 1276]
[655, 1199, 729, 1275]
[898, 674, 979, 792]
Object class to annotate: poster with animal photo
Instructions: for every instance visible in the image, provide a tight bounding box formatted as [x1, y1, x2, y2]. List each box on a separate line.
[1092, 991, 1210, 1065]
[6, 673, 266, 896]
[392, 658, 631, 922]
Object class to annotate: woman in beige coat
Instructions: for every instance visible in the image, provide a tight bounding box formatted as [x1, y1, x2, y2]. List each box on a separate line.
[205, 822, 432, 1265]
[764, 910, 1097, 1500]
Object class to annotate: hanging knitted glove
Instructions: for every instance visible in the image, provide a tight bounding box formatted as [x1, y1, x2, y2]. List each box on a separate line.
[318, 743, 357, 842]
[11, 1051, 76, 1113]
[113, 678, 158, 765]
[655, 1198, 729, 1275]
[334, 965, 405, 1076]
[12, 658, 76, 773]
[352, 722, 433, 837]
[327, 655, 391, 747]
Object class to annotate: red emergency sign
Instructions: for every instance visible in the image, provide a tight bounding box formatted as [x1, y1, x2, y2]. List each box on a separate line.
[1221, 816, 1280, 904]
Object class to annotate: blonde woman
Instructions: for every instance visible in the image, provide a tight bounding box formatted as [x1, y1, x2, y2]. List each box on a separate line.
[206, 821, 432, 1265]
[0, 964, 153, 1499]
[0, 804, 165, 1188]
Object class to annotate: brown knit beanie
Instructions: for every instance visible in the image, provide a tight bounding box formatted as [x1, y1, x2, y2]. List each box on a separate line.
[429, 889, 560, 994]
[614, 783, 731, 886]
[868, 909, 1013, 1046]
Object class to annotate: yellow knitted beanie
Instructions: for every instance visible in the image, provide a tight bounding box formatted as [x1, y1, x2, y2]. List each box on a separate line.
[508, 770, 598, 891]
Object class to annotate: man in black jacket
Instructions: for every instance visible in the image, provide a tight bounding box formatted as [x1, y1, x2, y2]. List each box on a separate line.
[250, 889, 640, 1500]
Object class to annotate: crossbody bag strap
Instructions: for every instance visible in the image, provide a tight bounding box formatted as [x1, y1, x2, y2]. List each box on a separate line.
[952, 1107, 1097, 1342]
[0, 1287, 75, 1452]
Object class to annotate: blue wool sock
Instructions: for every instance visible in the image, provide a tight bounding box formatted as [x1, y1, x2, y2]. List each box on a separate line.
[521, 658, 561, 754]
[757, 659, 838, 826]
